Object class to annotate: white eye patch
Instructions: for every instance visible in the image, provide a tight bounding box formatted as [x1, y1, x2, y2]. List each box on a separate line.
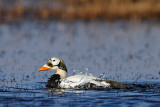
[51, 57, 60, 66]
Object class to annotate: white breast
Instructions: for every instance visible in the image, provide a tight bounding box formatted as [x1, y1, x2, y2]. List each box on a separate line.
[59, 75, 110, 89]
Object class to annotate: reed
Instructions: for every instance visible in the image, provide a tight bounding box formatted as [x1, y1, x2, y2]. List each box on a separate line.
[0, 0, 160, 21]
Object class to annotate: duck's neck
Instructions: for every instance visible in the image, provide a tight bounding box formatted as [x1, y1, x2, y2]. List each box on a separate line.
[55, 69, 67, 79]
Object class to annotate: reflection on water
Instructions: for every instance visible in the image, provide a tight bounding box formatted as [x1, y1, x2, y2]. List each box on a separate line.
[0, 20, 160, 106]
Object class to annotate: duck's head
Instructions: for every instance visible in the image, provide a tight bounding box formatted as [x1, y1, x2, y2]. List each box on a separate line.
[38, 57, 67, 72]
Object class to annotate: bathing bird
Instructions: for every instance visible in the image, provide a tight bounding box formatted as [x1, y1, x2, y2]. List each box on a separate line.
[38, 57, 127, 89]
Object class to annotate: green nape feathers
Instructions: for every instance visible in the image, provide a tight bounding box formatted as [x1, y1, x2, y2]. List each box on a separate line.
[58, 58, 68, 72]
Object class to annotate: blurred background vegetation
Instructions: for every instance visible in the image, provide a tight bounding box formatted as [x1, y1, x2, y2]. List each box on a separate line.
[0, 0, 160, 22]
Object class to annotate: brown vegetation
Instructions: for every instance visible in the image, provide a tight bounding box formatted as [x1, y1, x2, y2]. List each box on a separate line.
[0, 0, 160, 21]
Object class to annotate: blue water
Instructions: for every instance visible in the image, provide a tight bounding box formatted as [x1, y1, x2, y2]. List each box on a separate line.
[0, 81, 160, 106]
[0, 20, 160, 106]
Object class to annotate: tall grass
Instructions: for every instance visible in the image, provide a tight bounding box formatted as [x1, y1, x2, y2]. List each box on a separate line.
[0, 0, 160, 21]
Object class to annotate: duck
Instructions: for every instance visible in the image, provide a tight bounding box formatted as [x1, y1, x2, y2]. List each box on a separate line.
[38, 57, 127, 89]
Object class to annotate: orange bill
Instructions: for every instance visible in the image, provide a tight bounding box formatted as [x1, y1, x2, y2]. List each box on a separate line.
[38, 66, 51, 71]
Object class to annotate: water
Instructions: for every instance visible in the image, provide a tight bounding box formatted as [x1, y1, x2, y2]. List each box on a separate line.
[0, 20, 160, 106]
[0, 81, 160, 106]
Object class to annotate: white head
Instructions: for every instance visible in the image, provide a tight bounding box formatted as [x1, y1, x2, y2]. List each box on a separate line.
[38, 57, 67, 78]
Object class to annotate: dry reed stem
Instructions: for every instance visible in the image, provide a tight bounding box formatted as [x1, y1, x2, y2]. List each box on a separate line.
[0, 0, 160, 21]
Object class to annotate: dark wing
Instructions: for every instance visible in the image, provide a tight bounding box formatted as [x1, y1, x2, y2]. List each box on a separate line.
[104, 80, 128, 89]
[95, 79, 128, 89]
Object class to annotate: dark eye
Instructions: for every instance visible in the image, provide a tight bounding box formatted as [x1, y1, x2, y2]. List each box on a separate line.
[52, 60, 55, 62]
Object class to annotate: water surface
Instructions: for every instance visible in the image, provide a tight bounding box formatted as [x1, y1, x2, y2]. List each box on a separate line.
[0, 20, 160, 106]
